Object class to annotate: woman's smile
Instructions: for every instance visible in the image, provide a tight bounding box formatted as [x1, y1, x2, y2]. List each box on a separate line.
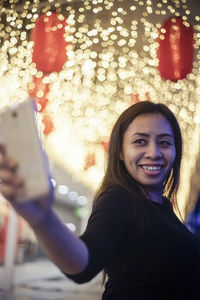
[140, 164, 164, 175]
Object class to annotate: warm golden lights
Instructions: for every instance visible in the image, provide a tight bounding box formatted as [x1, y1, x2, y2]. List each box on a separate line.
[0, 0, 200, 216]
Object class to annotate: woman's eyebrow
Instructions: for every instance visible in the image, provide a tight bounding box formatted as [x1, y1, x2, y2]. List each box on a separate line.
[158, 133, 174, 138]
[132, 133, 149, 137]
[132, 133, 174, 138]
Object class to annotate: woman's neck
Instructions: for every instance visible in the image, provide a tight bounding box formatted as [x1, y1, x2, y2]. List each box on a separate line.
[144, 186, 163, 204]
[148, 192, 163, 204]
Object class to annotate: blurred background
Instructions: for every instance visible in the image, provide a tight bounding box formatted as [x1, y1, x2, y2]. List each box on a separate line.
[1, 0, 200, 298]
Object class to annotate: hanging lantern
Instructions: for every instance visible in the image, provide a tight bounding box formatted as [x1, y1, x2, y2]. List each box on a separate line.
[102, 141, 109, 152]
[157, 17, 194, 81]
[131, 92, 150, 103]
[31, 12, 69, 73]
[84, 153, 96, 171]
[29, 75, 49, 112]
[42, 115, 54, 135]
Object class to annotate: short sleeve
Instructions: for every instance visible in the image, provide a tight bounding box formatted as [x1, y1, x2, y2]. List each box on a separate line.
[64, 186, 133, 283]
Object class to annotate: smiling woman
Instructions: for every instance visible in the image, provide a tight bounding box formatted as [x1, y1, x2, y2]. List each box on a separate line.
[94, 101, 182, 208]
[0, 101, 199, 300]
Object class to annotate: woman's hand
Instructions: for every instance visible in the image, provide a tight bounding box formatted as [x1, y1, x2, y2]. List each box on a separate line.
[0, 144, 54, 227]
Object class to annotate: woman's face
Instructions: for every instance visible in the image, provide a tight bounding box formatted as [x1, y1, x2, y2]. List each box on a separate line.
[120, 113, 176, 193]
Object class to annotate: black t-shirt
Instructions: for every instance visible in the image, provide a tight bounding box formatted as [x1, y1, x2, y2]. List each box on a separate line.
[65, 185, 200, 300]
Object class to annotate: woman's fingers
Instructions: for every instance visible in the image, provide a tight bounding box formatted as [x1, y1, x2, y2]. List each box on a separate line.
[7, 157, 18, 170]
[0, 169, 20, 184]
[0, 143, 6, 156]
[0, 155, 18, 170]
[0, 167, 25, 201]
[0, 183, 18, 201]
[0, 181, 25, 201]
[0, 144, 18, 176]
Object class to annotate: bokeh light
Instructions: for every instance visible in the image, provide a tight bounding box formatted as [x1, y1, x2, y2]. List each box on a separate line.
[0, 0, 200, 218]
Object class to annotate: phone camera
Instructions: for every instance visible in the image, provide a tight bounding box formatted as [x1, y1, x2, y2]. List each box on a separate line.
[12, 111, 17, 118]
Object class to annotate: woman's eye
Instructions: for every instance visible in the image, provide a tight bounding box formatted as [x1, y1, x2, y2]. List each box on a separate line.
[159, 140, 171, 146]
[134, 139, 146, 145]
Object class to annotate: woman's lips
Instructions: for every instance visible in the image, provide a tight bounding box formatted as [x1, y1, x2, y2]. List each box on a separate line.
[140, 164, 163, 175]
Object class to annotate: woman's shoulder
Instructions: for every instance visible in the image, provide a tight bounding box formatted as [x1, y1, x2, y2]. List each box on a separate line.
[93, 185, 136, 213]
[90, 185, 142, 227]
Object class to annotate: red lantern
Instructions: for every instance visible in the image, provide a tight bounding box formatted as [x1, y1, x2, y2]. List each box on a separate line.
[31, 12, 69, 73]
[131, 92, 150, 103]
[102, 141, 109, 152]
[42, 115, 54, 135]
[29, 75, 49, 112]
[84, 153, 96, 171]
[157, 17, 194, 81]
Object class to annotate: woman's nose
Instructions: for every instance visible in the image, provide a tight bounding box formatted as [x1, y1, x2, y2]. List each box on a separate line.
[145, 142, 162, 159]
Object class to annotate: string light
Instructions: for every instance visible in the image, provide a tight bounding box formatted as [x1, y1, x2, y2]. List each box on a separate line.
[0, 0, 199, 217]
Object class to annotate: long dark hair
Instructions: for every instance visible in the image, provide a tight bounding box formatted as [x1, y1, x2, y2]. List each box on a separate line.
[94, 101, 182, 210]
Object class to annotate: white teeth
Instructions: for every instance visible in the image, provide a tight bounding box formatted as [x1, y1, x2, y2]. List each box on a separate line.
[142, 165, 162, 171]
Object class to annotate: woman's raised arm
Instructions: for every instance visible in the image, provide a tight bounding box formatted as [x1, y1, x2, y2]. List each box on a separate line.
[0, 144, 89, 275]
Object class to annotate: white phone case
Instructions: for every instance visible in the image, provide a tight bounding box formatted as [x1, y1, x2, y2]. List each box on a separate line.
[0, 98, 51, 202]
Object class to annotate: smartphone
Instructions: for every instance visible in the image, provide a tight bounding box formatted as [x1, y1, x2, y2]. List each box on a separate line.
[0, 98, 51, 202]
